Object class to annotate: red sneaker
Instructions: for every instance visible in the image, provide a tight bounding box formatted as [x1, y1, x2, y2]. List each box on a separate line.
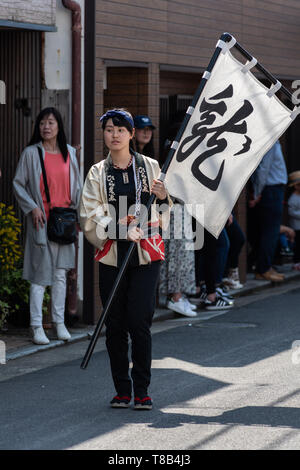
[110, 395, 131, 408]
[134, 396, 153, 410]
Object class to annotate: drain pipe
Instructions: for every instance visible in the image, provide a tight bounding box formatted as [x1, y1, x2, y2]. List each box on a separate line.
[62, 0, 82, 322]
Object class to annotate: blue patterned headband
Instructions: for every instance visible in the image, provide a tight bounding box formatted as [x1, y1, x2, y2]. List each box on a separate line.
[99, 110, 134, 128]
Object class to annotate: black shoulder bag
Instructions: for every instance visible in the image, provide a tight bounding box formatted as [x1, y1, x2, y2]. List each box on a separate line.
[38, 147, 77, 245]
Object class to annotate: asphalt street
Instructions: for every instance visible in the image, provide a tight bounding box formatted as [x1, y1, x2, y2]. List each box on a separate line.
[1, 282, 300, 451]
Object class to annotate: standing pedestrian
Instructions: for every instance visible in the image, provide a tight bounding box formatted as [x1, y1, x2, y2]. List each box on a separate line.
[80, 108, 171, 410]
[157, 117, 197, 317]
[191, 224, 234, 310]
[222, 214, 246, 289]
[13, 107, 82, 345]
[288, 171, 300, 271]
[250, 140, 287, 281]
[159, 202, 198, 317]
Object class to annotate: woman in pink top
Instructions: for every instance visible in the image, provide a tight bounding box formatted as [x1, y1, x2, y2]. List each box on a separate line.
[13, 108, 82, 345]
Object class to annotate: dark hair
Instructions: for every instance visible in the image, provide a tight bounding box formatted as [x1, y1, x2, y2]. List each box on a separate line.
[135, 134, 155, 159]
[160, 110, 186, 165]
[28, 107, 69, 162]
[101, 108, 135, 153]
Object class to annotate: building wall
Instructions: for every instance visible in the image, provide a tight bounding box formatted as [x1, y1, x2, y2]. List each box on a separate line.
[0, 0, 56, 26]
[0, 30, 41, 210]
[160, 71, 200, 97]
[104, 67, 148, 116]
[95, 0, 300, 80]
[44, 0, 72, 91]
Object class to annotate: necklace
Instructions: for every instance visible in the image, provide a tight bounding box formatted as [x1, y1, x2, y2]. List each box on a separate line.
[112, 155, 133, 184]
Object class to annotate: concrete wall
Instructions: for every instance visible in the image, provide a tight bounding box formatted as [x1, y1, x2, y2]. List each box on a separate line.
[0, 0, 56, 26]
[44, 0, 71, 91]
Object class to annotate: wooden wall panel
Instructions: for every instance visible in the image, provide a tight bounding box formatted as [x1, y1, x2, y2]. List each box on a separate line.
[0, 30, 41, 210]
[95, 0, 300, 79]
[160, 71, 200, 96]
[104, 67, 148, 117]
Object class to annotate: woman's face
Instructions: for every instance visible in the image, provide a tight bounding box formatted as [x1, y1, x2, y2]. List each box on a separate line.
[135, 126, 153, 147]
[103, 118, 133, 152]
[39, 114, 59, 142]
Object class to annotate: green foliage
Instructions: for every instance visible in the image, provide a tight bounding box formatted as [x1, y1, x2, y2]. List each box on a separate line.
[0, 202, 50, 327]
[0, 203, 22, 271]
[0, 300, 9, 329]
[0, 263, 29, 312]
[0, 203, 23, 327]
[0, 261, 51, 327]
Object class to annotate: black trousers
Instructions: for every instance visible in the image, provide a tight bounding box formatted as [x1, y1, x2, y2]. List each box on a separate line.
[99, 260, 161, 398]
[226, 216, 246, 270]
[294, 230, 300, 263]
[194, 227, 217, 295]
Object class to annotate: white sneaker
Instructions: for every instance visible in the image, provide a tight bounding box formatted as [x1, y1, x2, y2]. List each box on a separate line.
[223, 268, 243, 290]
[182, 296, 197, 311]
[55, 323, 71, 341]
[32, 327, 50, 345]
[167, 298, 197, 317]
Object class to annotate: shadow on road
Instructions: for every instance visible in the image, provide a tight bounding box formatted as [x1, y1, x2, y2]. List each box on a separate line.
[1, 288, 300, 449]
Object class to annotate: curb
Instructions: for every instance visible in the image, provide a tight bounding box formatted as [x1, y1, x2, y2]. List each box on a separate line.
[4, 308, 173, 363]
[229, 268, 300, 298]
[4, 266, 300, 362]
[5, 330, 94, 362]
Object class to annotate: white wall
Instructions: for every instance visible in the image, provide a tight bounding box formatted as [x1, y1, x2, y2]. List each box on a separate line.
[44, 0, 72, 90]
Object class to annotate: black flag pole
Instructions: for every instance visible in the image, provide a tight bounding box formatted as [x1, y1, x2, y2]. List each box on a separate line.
[80, 32, 295, 370]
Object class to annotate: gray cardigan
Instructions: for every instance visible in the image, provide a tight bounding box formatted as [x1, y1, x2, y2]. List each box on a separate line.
[288, 192, 300, 231]
[13, 142, 82, 286]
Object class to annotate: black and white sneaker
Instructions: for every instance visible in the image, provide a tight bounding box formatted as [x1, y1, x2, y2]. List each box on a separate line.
[204, 296, 233, 311]
[216, 286, 234, 305]
[188, 285, 207, 305]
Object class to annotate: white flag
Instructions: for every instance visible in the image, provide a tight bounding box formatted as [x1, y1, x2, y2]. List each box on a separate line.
[165, 46, 297, 238]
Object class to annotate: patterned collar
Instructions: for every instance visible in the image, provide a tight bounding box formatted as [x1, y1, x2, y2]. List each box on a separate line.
[105, 152, 150, 205]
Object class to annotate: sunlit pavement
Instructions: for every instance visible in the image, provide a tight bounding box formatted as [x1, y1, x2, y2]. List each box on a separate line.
[1, 280, 300, 450]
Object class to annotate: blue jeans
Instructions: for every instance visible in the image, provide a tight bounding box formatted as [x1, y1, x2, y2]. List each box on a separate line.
[256, 185, 284, 274]
[215, 229, 230, 284]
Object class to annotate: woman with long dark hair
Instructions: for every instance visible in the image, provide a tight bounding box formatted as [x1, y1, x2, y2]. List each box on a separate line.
[80, 108, 171, 410]
[13, 107, 82, 345]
